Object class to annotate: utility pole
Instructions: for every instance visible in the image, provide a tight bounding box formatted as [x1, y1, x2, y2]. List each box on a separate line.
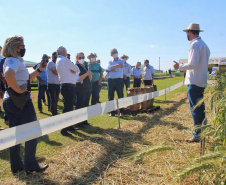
[159, 57, 160, 73]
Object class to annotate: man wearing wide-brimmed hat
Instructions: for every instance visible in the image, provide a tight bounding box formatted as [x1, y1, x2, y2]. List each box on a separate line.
[121, 54, 131, 93]
[88, 53, 103, 105]
[173, 23, 210, 143]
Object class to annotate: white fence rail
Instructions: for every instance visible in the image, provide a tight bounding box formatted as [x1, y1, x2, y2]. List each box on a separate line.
[0, 81, 184, 151]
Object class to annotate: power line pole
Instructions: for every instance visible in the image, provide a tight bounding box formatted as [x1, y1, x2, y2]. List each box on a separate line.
[159, 57, 160, 73]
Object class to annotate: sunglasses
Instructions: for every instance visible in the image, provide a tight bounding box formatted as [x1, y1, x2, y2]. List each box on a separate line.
[78, 57, 85, 59]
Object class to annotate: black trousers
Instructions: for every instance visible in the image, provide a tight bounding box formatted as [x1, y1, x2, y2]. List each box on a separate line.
[143, 80, 152, 86]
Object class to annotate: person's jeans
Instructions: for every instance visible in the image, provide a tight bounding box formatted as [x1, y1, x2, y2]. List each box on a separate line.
[97, 83, 102, 102]
[91, 81, 99, 105]
[187, 85, 205, 139]
[61, 83, 76, 132]
[108, 78, 124, 114]
[3, 98, 39, 172]
[133, 78, 141, 88]
[48, 84, 60, 116]
[75, 90, 91, 125]
[143, 80, 152, 86]
[38, 85, 50, 111]
[123, 77, 130, 90]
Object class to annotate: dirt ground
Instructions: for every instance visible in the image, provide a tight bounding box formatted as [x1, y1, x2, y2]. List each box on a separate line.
[0, 92, 211, 185]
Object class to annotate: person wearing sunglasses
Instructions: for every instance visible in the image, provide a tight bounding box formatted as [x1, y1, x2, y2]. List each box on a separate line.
[2, 35, 48, 174]
[75, 52, 93, 128]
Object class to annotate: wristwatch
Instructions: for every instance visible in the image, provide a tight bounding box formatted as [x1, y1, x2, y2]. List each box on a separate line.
[37, 68, 42, 73]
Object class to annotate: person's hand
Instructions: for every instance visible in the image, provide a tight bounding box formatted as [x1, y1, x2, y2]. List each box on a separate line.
[123, 75, 127, 80]
[98, 80, 101, 86]
[38, 59, 47, 71]
[87, 70, 93, 76]
[40, 81, 44, 85]
[173, 61, 179, 69]
[19, 84, 28, 93]
[119, 63, 124, 68]
[71, 70, 76, 74]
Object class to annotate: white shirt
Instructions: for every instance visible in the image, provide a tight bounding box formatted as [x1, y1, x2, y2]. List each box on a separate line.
[56, 55, 80, 84]
[123, 62, 132, 76]
[143, 65, 154, 80]
[3, 57, 29, 99]
[179, 37, 210, 88]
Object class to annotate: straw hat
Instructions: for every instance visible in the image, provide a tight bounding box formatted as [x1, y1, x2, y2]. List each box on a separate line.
[183, 23, 203, 32]
[120, 54, 129, 60]
[87, 53, 97, 59]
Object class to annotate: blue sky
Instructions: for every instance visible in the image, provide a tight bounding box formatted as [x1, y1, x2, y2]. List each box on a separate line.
[0, 0, 225, 71]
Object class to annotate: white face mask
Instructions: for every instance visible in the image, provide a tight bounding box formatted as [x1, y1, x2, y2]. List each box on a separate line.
[90, 58, 95, 62]
[78, 59, 84, 64]
[112, 53, 118, 58]
[138, 66, 141, 69]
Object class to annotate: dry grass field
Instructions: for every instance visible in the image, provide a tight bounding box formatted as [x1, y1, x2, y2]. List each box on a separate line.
[0, 91, 213, 185]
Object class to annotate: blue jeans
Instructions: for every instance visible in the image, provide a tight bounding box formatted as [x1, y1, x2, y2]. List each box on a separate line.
[108, 78, 124, 113]
[123, 77, 130, 90]
[3, 98, 39, 172]
[38, 85, 50, 111]
[91, 81, 99, 105]
[48, 84, 60, 116]
[133, 78, 141, 88]
[76, 90, 91, 124]
[187, 85, 205, 139]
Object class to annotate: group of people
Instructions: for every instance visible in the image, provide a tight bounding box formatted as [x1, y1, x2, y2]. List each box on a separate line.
[0, 22, 210, 175]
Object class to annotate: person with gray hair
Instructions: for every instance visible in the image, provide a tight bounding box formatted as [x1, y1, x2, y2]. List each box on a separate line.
[107, 48, 124, 117]
[56, 46, 92, 136]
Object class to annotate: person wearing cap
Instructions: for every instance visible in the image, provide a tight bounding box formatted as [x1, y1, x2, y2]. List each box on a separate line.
[121, 54, 131, 93]
[173, 23, 210, 143]
[131, 62, 142, 88]
[36, 54, 51, 113]
[75, 52, 93, 127]
[88, 53, 103, 105]
[142, 59, 154, 85]
[107, 48, 124, 117]
[56, 47, 91, 136]
[47, 52, 60, 116]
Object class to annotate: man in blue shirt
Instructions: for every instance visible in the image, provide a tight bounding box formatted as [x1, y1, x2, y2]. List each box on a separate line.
[96, 59, 105, 103]
[107, 48, 124, 117]
[131, 62, 142, 87]
[88, 53, 103, 105]
[36, 54, 50, 113]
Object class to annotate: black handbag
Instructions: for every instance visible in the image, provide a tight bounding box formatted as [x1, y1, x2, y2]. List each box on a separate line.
[5, 76, 31, 110]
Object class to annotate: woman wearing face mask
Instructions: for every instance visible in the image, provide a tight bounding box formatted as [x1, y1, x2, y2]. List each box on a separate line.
[1, 35, 48, 174]
[131, 62, 142, 88]
[75, 52, 93, 128]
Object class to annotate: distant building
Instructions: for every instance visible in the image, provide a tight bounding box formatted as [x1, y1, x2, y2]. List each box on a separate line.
[179, 57, 226, 72]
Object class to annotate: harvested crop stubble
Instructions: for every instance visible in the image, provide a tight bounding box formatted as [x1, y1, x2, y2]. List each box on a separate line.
[1, 92, 211, 184]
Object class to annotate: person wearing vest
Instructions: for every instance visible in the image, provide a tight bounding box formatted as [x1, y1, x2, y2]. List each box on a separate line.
[75, 52, 93, 128]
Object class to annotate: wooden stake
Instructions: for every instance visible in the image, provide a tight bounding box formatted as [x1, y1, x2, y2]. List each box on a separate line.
[116, 99, 121, 129]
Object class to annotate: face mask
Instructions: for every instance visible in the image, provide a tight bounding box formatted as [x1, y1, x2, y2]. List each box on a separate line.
[19, 48, 26, 57]
[90, 58, 95, 62]
[138, 66, 141, 69]
[112, 53, 118, 58]
[78, 59, 84, 64]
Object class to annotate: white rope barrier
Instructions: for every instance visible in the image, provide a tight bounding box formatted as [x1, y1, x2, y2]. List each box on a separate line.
[0, 81, 184, 151]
